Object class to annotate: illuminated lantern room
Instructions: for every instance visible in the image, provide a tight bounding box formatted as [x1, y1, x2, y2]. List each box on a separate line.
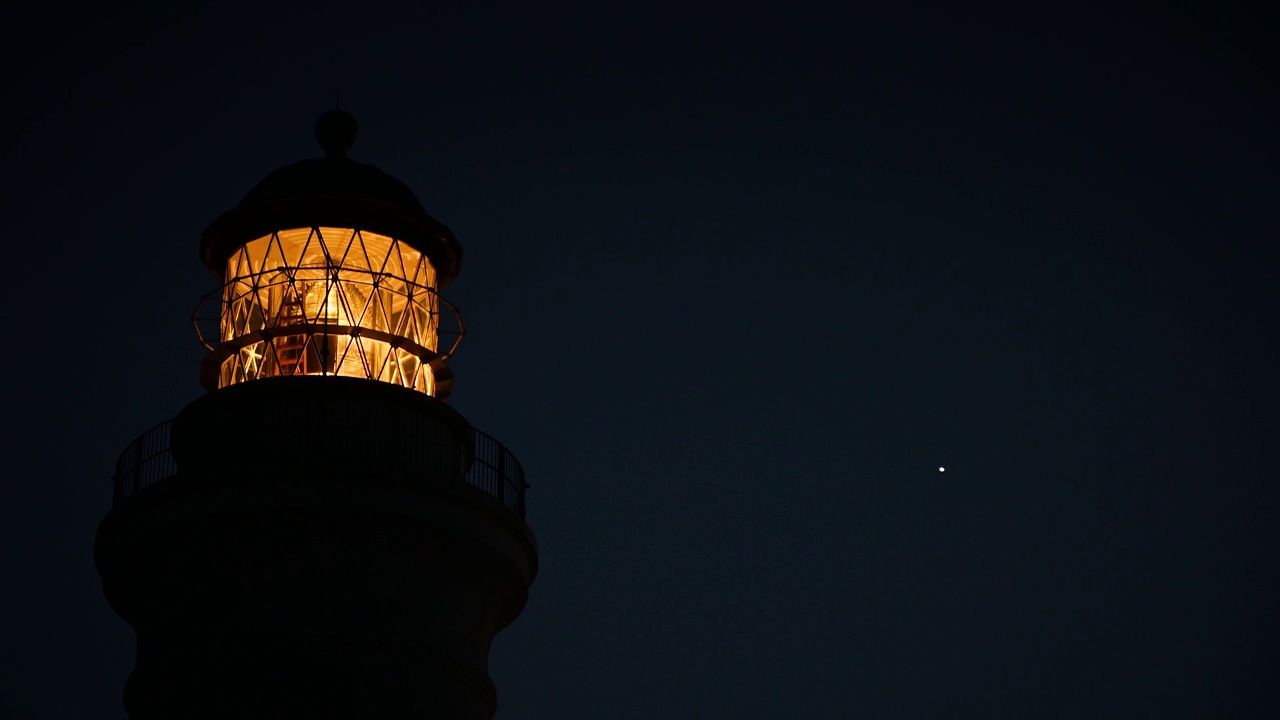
[194, 110, 464, 398]
[99, 109, 535, 720]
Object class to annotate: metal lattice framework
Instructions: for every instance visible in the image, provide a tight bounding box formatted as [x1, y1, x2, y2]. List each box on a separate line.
[193, 227, 463, 396]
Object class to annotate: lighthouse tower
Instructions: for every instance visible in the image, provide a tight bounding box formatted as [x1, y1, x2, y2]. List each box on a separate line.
[95, 111, 537, 719]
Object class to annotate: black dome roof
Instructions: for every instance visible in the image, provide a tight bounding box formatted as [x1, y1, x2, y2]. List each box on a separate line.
[201, 111, 463, 286]
[236, 156, 429, 215]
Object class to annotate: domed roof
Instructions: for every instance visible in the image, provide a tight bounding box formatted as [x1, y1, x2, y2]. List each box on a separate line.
[237, 157, 430, 214]
[201, 110, 463, 286]
[236, 110, 427, 213]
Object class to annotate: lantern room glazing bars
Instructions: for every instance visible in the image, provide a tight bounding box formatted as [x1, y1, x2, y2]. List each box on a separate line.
[193, 226, 462, 396]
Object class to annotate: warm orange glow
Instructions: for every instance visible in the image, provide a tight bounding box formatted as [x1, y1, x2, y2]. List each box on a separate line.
[213, 227, 445, 394]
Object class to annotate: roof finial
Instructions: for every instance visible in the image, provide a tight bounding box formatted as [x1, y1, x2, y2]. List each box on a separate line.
[315, 109, 357, 158]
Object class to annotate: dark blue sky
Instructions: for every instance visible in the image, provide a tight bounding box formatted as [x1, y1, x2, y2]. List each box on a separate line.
[2, 2, 1275, 717]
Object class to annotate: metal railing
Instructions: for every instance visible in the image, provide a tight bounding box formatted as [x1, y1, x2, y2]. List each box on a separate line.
[112, 421, 177, 502]
[469, 431, 527, 517]
[111, 419, 527, 517]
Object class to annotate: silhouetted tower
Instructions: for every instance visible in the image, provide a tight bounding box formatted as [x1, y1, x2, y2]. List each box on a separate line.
[96, 111, 537, 719]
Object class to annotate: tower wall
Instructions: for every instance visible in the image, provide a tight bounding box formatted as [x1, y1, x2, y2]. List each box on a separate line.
[96, 378, 537, 719]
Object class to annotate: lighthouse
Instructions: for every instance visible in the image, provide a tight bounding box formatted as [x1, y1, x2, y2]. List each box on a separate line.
[95, 110, 537, 719]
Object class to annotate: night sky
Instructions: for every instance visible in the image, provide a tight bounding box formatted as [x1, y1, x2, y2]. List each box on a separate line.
[2, 2, 1275, 717]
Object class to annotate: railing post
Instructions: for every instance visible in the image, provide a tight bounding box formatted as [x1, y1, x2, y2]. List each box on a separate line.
[131, 435, 143, 497]
[497, 445, 506, 507]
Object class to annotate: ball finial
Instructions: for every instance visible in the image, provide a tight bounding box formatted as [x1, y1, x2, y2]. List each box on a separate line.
[315, 109, 358, 157]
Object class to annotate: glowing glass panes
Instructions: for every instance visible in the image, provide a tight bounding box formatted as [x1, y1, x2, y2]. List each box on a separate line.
[214, 227, 442, 394]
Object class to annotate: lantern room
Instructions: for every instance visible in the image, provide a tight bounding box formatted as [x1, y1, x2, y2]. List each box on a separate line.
[193, 110, 465, 398]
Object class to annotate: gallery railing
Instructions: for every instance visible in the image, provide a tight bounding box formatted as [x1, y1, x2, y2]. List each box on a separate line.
[111, 419, 527, 517]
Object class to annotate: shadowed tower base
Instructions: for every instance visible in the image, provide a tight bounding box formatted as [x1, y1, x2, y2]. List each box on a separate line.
[97, 378, 537, 719]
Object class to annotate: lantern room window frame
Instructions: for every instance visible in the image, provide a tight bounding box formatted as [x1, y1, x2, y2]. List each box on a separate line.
[193, 226, 463, 397]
